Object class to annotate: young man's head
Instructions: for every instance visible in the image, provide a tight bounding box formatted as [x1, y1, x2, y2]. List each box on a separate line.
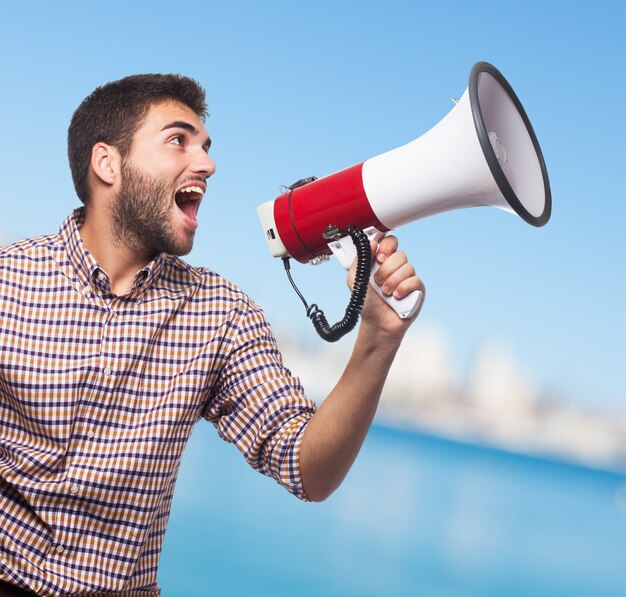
[68, 74, 208, 206]
[68, 74, 215, 258]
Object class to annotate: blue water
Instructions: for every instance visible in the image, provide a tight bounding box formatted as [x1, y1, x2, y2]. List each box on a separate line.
[159, 423, 626, 596]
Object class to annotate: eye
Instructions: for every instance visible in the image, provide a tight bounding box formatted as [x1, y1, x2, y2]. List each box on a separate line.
[170, 135, 184, 146]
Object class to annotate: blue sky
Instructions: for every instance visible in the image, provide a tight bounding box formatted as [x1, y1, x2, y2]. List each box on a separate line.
[0, 1, 624, 413]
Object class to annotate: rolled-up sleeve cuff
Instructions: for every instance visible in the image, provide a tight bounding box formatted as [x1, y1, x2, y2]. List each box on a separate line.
[262, 413, 313, 501]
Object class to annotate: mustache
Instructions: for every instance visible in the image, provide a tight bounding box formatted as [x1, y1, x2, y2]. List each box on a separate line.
[176, 174, 207, 188]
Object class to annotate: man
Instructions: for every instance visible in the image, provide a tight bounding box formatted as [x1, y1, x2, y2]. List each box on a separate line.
[0, 74, 424, 596]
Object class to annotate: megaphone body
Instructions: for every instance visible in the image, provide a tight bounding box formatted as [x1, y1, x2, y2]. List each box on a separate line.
[257, 62, 551, 325]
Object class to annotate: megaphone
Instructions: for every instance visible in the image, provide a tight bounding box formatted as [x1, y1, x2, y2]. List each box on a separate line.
[257, 61, 551, 341]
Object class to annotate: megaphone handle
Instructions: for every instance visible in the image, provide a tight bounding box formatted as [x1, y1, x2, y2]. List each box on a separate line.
[328, 227, 423, 320]
[370, 260, 423, 319]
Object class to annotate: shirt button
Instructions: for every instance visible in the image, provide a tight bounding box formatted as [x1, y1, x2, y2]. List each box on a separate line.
[55, 544, 65, 554]
[70, 484, 79, 495]
[103, 366, 112, 376]
[87, 428, 95, 439]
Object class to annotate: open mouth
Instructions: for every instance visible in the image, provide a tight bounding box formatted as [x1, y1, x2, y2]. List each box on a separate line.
[175, 185, 204, 222]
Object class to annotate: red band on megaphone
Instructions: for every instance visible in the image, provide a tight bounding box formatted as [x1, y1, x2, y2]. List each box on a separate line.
[273, 162, 388, 263]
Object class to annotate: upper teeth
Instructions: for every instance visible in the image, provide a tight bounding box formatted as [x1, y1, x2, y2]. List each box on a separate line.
[179, 186, 204, 197]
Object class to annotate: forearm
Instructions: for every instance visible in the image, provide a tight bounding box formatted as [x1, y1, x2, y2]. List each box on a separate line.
[299, 323, 403, 501]
[298, 234, 424, 502]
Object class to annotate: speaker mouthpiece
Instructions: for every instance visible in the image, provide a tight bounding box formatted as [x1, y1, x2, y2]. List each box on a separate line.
[488, 131, 508, 165]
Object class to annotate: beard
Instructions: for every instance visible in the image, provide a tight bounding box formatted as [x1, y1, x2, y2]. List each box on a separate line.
[110, 160, 196, 258]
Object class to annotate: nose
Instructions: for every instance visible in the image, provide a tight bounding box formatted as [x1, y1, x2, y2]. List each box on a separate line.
[192, 150, 216, 180]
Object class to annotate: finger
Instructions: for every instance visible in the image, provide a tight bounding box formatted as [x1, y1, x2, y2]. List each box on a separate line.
[390, 273, 425, 300]
[374, 235, 399, 265]
[372, 250, 408, 286]
[378, 262, 417, 297]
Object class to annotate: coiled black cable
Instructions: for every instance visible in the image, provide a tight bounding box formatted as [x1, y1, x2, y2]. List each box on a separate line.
[283, 225, 371, 342]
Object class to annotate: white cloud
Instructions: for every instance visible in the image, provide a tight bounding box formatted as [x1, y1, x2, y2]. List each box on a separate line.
[382, 323, 460, 406]
[276, 331, 352, 403]
[275, 322, 461, 408]
[467, 339, 537, 416]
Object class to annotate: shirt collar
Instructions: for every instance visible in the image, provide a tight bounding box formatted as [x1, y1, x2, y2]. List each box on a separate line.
[133, 253, 167, 295]
[60, 208, 168, 297]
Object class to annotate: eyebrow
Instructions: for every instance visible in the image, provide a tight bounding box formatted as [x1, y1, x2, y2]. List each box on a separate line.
[161, 120, 212, 150]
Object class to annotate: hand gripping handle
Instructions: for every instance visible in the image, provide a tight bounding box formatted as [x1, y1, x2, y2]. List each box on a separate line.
[328, 227, 423, 319]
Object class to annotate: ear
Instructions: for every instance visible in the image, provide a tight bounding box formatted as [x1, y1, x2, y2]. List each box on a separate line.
[90, 142, 121, 187]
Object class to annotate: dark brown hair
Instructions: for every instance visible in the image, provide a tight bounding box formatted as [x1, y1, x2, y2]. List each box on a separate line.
[67, 74, 207, 204]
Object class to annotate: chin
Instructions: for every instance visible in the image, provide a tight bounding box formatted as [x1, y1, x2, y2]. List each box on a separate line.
[170, 234, 195, 257]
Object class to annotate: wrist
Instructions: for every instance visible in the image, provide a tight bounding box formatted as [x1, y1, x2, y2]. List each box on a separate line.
[355, 318, 405, 356]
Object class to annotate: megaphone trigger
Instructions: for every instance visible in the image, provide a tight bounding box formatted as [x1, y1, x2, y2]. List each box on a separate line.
[328, 227, 423, 320]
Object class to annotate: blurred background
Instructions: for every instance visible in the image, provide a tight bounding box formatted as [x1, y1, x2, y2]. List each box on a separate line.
[1, 1, 625, 595]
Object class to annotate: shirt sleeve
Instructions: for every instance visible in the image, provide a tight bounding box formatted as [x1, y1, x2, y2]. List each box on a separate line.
[202, 296, 317, 501]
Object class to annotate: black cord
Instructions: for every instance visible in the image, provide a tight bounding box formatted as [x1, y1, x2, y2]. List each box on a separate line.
[282, 225, 371, 342]
[282, 257, 311, 312]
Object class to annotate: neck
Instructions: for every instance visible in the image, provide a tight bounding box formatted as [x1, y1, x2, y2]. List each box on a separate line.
[80, 206, 152, 296]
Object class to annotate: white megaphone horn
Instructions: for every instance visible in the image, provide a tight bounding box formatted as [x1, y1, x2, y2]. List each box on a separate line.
[257, 61, 551, 340]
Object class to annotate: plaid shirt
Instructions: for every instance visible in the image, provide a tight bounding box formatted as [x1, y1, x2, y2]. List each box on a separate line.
[0, 209, 316, 596]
